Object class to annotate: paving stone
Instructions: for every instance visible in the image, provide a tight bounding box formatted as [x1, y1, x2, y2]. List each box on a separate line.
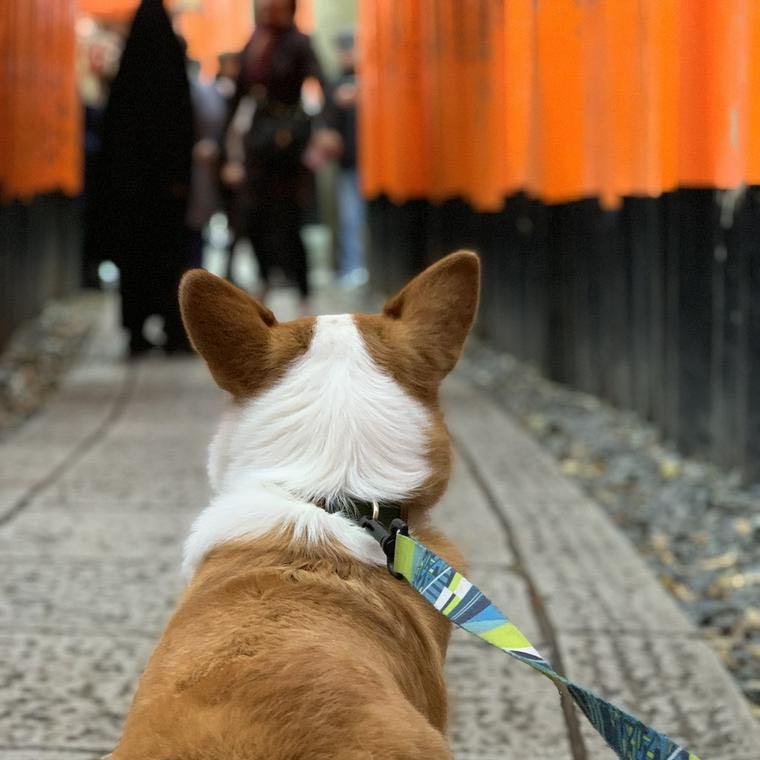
[0, 510, 191, 559]
[2, 294, 756, 757]
[23, 481, 207, 515]
[442, 378, 576, 500]
[0, 633, 151, 750]
[1, 363, 126, 452]
[499, 491, 698, 636]
[434, 452, 572, 756]
[447, 634, 573, 760]
[433, 453, 514, 564]
[0, 750, 104, 760]
[442, 559, 571, 758]
[560, 632, 760, 760]
[442, 375, 760, 755]
[442, 377, 697, 635]
[0, 557, 182, 635]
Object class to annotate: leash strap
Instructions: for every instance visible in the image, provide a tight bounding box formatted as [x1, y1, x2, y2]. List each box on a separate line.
[393, 532, 702, 760]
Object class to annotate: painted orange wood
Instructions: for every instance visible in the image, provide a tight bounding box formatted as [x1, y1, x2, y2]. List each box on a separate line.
[501, 0, 532, 203]
[78, 0, 141, 20]
[748, 0, 760, 184]
[359, 0, 760, 211]
[1, 0, 82, 201]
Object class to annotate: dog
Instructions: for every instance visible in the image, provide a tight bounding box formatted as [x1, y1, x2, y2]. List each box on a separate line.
[111, 251, 481, 759]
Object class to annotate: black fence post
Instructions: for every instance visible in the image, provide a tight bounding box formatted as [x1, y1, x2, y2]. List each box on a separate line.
[367, 186, 760, 485]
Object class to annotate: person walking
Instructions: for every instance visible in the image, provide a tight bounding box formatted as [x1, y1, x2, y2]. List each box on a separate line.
[222, 0, 330, 308]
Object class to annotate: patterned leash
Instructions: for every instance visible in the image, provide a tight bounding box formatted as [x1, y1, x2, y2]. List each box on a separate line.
[359, 517, 702, 760]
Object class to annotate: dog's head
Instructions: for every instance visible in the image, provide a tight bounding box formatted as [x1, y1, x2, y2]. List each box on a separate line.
[179, 251, 480, 517]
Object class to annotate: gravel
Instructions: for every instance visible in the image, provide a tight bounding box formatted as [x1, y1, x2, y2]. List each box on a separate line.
[460, 339, 760, 717]
[0, 293, 104, 439]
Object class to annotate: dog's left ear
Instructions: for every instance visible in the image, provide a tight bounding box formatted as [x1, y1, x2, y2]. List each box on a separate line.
[383, 251, 480, 379]
[179, 269, 278, 396]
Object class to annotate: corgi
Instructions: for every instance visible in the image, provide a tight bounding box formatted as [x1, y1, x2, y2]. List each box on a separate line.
[111, 251, 481, 760]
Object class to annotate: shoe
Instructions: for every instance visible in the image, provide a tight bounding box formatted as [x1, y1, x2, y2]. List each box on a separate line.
[337, 268, 369, 290]
[128, 335, 152, 359]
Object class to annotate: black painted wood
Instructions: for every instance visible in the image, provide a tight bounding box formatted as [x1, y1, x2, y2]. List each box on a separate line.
[544, 204, 575, 384]
[626, 198, 659, 420]
[0, 195, 80, 352]
[476, 209, 510, 350]
[660, 191, 681, 443]
[522, 201, 549, 372]
[367, 186, 760, 483]
[741, 188, 760, 483]
[674, 189, 717, 458]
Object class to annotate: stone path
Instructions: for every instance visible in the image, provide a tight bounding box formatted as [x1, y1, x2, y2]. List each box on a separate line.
[1, 294, 758, 760]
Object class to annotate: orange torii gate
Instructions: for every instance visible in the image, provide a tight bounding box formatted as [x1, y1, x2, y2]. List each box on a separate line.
[0, 0, 316, 201]
[0, 0, 81, 201]
[358, 0, 760, 211]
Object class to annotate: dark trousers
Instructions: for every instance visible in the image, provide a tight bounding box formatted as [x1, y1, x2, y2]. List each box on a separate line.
[248, 194, 309, 298]
[118, 216, 190, 352]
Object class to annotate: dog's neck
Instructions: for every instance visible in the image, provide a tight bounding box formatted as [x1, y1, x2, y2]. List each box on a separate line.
[182, 476, 389, 578]
[183, 314, 435, 579]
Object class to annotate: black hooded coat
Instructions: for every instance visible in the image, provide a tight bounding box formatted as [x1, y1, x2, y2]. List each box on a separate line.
[97, 0, 194, 350]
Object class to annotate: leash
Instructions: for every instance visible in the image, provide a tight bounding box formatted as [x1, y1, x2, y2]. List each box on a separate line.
[358, 515, 702, 760]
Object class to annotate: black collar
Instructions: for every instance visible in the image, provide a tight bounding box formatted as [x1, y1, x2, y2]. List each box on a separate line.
[329, 497, 403, 528]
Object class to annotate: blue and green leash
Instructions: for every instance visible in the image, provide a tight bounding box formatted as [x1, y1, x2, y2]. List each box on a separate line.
[359, 516, 701, 760]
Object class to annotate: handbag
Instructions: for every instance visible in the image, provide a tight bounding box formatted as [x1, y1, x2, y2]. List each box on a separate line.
[246, 97, 312, 170]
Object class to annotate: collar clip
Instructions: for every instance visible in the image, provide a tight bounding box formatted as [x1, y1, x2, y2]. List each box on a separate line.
[358, 515, 408, 580]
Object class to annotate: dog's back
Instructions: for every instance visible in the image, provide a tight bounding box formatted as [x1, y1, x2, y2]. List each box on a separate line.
[113, 534, 459, 759]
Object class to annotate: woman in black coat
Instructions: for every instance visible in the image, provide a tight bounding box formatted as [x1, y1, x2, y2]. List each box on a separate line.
[98, 0, 194, 355]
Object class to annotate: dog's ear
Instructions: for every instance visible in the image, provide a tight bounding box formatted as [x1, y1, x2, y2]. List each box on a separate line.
[383, 250, 480, 379]
[179, 270, 277, 396]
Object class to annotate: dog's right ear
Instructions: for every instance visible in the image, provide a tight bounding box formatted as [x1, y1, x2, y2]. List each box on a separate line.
[179, 270, 277, 396]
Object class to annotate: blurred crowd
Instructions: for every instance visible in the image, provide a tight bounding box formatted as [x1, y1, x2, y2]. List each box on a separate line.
[80, 0, 364, 357]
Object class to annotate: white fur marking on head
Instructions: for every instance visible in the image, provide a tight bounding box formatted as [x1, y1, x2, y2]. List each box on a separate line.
[209, 314, 432, 505]
[187, 314, 433, 573]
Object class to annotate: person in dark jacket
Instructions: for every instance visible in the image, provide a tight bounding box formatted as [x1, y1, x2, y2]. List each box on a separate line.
[97, 0, 194, 356]
[222, 0, 331, 307]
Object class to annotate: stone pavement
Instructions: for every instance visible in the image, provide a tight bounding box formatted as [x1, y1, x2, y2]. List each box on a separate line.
[1, 293, 759, 760]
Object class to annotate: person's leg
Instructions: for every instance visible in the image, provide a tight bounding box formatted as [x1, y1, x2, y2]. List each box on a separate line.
[164, 285, 192, 353]
[337, 168, 366, 280]
[225, 230, 239, 281]
[276, 197, 309, 299]
[248, 201, 274, 294]
[154, 223, 193, 353]
[119, 263, 152, 356]
[187, 228, 204, 270]
[292, 229, 309, 299]
[224, 187, 246, 282]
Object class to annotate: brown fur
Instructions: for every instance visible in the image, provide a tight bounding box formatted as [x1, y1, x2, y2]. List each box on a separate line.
[113, 529, 463, 760]
[112, 252, 481, 759]
[355, 251, 481, 514]
[179, 270, 315, 399]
